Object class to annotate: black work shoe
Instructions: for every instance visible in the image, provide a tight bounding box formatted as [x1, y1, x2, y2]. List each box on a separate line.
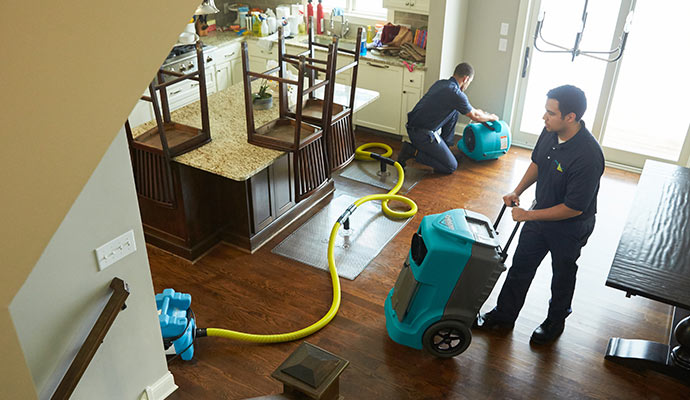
[397, 142, 417, 168]
[530, 319, 565, 344]
[473, 310, 515, 331]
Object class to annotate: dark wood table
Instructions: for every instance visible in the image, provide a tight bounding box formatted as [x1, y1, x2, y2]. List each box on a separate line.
[605, 160, 690, 383]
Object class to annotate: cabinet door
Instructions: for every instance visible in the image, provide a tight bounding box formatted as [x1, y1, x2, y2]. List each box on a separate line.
[250, 167, 273, 233]
[382, 0, 429, 14]
[271, 153, 294, 217]
[231, 58, 243, 85]
[355, 61, 404, 134]
[409, 0, 430, 13]
[400, 87, 422, 141]
[215, 61, 231, 92]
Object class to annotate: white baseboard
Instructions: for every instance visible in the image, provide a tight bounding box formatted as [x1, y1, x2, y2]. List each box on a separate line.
[142, 372, 177, 400]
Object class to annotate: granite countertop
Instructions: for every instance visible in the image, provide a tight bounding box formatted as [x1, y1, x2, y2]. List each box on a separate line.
[132, 81, 379, 181]
[200, 30, 427, 71]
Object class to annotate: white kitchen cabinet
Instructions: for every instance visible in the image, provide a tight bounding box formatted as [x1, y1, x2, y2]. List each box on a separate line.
[167, 70, 216, 111]
[399, 68, 425, 141]
[383, 0, 430, 14]
[215, 61, 232, 91]
[354, 61, 404, 134]
[400, 87, 421, 141]
[214, 42, 242, 91]
[248, 41, 278, 73]
[231, 58, 243, 85]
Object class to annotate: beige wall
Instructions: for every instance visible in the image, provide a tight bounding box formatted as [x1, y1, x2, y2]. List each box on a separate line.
[10, 132, 169, 399]
[425, 0, 470, 92]
[462, 0, 521, 120]
[425, 0, 520, 129]
[0, 0, 199, 398]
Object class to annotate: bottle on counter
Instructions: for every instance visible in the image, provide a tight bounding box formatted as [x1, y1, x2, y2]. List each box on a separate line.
[367, 25, 373, 43]
[306, 0, 314, 32]
[316, 0, 324, 34]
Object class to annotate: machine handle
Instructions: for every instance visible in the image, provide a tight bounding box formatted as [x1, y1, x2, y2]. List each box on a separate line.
[481, 121, 497, 131]
[494, 200, 534, 263]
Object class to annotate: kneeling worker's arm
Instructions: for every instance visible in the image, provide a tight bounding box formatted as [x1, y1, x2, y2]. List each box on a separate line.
[466, 108, 499, 122]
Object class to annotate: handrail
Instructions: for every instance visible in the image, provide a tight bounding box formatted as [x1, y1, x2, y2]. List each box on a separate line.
[51, 277, 130, 400]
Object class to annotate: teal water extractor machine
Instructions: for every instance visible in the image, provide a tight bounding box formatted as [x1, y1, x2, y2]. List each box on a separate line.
[384, 205, 519, 357]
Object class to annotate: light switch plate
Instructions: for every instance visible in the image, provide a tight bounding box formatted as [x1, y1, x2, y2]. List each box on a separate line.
[95, 230, 137, 271]
[500, 22, 509, 36]
[498, 38, 508, 52]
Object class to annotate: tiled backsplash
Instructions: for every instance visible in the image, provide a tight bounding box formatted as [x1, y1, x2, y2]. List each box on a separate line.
[393, 10, 428, 29]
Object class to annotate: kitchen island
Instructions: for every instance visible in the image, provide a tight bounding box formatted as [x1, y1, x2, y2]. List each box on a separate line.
[131, 80, 379, 260]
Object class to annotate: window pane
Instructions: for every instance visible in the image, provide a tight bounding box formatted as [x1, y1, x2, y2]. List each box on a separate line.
[603, 0, 690, 160]
[354, 0, 384, 14]
[519, 0, 620, 136]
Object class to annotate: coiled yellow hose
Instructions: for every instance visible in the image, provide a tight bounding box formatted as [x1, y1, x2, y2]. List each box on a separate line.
[206, 143, 417, 343]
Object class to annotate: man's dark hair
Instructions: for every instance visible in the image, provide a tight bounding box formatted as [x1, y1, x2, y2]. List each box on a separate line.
[454, 62, 474, 78]
[547, 85, 587, 121]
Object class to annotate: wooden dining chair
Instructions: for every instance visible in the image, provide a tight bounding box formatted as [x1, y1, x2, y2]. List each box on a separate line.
[281, 22, 364, 172]
[240, 30, 338, 202]
[125, 40, 212, 206]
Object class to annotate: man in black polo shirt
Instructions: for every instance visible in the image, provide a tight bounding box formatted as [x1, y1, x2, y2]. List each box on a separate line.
[398, 62, 498, 173]
[475, 85, 604, 344]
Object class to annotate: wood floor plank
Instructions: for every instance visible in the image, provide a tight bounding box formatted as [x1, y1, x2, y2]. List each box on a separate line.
[149, 130, 689, 399]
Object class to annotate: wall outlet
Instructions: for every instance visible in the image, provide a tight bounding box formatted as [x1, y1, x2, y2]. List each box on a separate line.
[500, 22, 509, 36]
[95, 230, 137, 271]
[498, 38, 508, 52]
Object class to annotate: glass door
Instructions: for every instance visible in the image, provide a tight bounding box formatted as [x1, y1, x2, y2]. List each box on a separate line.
[594, 0, 690, 167]
[512, 0, 690, 168]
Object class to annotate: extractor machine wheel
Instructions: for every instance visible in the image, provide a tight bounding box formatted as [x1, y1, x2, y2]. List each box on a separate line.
[422, 320, 472, 358]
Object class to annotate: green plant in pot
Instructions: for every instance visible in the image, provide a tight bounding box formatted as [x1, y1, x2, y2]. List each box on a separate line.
[252, 79, 273, 110]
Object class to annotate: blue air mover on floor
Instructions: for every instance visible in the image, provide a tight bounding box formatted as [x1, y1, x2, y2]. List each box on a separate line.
[384, 205, 520, 358]
[458, 120, 511, 161]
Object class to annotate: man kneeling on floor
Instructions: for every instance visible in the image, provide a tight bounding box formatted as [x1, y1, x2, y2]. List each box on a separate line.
[474, 84, 605, 344]
[398, 62, 499, 173]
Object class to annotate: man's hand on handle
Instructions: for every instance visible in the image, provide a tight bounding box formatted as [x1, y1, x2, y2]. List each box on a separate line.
[503, 192, 531, 222]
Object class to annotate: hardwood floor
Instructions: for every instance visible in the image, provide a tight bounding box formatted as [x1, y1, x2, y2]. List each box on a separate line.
[148, 130, 688, 399]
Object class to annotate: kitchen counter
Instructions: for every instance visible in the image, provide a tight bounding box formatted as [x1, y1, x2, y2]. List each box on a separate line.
[132, 80, 379, 181]
[199, 30, 427, 71]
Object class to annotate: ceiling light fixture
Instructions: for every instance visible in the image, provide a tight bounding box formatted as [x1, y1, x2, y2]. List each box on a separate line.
[534, 0, 634, 62]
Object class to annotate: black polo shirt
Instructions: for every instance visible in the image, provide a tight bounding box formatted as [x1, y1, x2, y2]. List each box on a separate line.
[531, 121, 604, 223]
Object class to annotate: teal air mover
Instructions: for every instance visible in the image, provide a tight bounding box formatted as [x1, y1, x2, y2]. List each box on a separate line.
[384, 205, 520, 358]
[458, 120, 511, 161]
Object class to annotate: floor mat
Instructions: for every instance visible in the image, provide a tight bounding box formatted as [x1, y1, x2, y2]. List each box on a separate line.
[271, 194, 412, 280]
[338, 160, 429, 194]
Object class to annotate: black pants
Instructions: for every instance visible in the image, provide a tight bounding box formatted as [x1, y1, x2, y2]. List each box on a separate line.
[406, 111, 459, 174]
[493, 217, 596, 323]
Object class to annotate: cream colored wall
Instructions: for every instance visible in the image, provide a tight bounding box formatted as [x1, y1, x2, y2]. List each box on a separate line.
[0, 1, 199, 398]
[10, 132, 169, 399]
[462, 0, 521, 118]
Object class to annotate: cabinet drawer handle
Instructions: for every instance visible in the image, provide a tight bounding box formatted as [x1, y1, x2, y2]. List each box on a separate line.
[225, 52, 236, 58]
[367, 62, 389, 69]
[170, 89, 182, 95]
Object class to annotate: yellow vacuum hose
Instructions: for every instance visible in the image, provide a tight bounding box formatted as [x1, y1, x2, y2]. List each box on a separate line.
[206, 143, 417, 343]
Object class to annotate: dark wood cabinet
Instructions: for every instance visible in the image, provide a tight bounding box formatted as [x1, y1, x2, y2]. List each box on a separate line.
[249, 153, 294, 234]
[138, 152, 332, 260]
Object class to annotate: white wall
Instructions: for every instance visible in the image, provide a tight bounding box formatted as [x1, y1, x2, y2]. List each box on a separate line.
[10, 131, 171, 400]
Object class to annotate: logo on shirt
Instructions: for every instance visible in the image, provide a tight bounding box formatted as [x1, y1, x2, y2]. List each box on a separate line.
[554, 159, 564, 172]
